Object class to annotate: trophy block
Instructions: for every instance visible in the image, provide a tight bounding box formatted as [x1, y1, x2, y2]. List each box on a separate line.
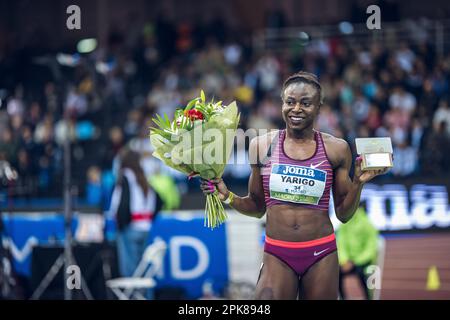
[355, 137, 393, 171]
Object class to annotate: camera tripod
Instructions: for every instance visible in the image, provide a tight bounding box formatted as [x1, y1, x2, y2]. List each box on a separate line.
[30, 125, 93, 300]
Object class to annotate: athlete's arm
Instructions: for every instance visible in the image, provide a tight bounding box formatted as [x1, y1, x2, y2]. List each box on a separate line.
[200, 137, 266, 218]
[330, 138, 388, 223]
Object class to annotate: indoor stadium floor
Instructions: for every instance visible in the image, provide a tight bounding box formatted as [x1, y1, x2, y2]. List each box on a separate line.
[343, 232, 450, 299]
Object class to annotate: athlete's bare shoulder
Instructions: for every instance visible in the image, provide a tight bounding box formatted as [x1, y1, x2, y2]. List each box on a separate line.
[319, 131, 350, 168]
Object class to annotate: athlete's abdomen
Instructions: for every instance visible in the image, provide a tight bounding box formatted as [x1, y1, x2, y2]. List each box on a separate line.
[265, 205, 334, 242]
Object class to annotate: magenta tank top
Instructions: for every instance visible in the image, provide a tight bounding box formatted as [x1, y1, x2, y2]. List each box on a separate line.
[261, 129, 333, 211]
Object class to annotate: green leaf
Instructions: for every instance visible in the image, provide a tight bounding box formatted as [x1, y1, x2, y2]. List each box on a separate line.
[200, 90, 205, 104]
[175, 109, 184, 119]
[163, 114, 171, 127]
[154, 114, 169, 130]
[195, 104, 205, 113]
[152, 117, 163, 130]
[150, 127, 171, 141]
[151, 118, 160, 127]
[186, 98, 199, 111]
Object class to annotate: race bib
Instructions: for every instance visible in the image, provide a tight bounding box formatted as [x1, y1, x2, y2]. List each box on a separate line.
[269, 163, 327, 205]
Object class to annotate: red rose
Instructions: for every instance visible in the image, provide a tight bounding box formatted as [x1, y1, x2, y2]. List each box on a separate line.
[184, 109, 204, 121]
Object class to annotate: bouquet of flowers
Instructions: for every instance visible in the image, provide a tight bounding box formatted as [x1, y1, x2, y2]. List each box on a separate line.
[149, 91, 240, 229]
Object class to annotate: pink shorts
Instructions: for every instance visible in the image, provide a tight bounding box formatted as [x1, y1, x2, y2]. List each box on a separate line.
[264, 233, 337, 277]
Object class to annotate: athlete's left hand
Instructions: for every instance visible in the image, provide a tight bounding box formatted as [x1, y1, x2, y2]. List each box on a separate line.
[354, 156, 389, 184]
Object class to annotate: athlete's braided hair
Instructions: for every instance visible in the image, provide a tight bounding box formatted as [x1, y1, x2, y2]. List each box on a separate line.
[281, 71, 323, 105]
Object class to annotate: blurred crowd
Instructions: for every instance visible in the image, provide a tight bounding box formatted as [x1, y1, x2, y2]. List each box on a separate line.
[1, 15, 450, 207]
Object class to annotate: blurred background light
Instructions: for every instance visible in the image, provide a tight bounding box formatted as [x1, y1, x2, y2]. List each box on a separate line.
[56, 53, 80, 66]
[339, 21, 354, 34]
[77, 38, 97, 54]
[298, 31, 310, 46]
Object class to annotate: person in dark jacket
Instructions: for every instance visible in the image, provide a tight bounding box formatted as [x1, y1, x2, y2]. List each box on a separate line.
[110, 148, 162, 277]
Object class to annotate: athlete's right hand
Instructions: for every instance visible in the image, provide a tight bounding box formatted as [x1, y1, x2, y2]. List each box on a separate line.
[200, 178, 230, 201]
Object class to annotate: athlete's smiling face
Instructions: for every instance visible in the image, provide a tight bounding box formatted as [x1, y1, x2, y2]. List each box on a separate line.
[282, 82, 321, 131]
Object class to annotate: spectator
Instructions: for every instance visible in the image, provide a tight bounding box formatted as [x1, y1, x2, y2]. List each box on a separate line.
[6, 86, 25, 117]
[223, 42, 242, 66]
[43, 83, 59, 115]
[247, 109, 276, 131]
[337, 207, 380, 300]
[148, 170, 181, 211]
[255, 53, 281, 94]
[65, 86, 88, 118]
[19, 125, 36, 156]
[0, 128, 18, 164]
[433, 99, 450, 136]
[351, 90, 371, 123]
[10, 114, 24, 139]
[395, 42, 415, 73]
[86, 166, 103, 206]
[384, 108, 410, 146]
[391, 142, 418, 177]
[101, 126, 125, 171]
[258, 95, 283, 127]
[28, 102, 43, 129]
[223, 142, 252, 183]
[365, 104, 382, 134]
[411, 117, 425, 150]
[34, 113, 55, 145]
[1, 18, 450, 200]
[265, 2, 287, 29]
[110, 148, 162, 277]
[15, 148, 37, 197]
[419, 79, 440, 114]
[317, 103, 340, 135]
[388, 86, 417, 114]
[124, 109, 142, 138]
[421, 121, 450, 176]
[129, 123, 161, 178]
